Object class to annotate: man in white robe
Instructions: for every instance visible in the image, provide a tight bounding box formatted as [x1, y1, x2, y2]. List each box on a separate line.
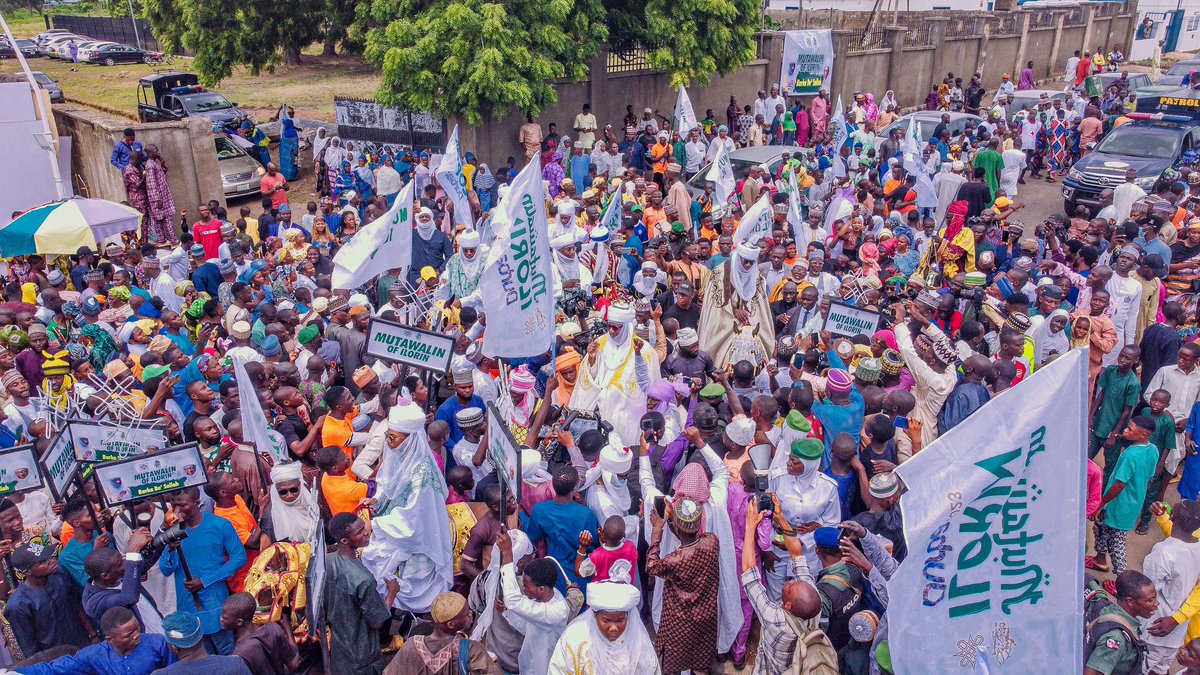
[585, 441, 639, 546]
[548, 580, 659, 675]
[436, 229, 486, 310]
[1113, 168, 1147, 224]
[570, 303, 660, 446]
[933, 161, 968, 226]
[360, 400, 453, 613]
[1104, 244, 1144, 366]
[551, 232, 593, 297]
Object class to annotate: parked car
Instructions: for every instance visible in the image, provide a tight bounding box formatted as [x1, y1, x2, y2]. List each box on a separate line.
[76, 41, 116, 63]
[1008, 89, 1068, 116]
[43, 36, 85, 59]
[1095, 72, 1152, 95]
[14, 39, 39, 58]
[685, 145, 804, 201]
[0, 41, 13, 59]
[32, 72, 63, 103]
[216, 135, 265, 198]
[1156, 58, 1200, 86]
[69, 41, 107, 62]
[87, 43, 147, 66]
[876, 111, 983, 145]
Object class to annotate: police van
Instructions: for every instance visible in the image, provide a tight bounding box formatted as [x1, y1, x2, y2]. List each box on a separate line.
[1062, 89, 1200, 215]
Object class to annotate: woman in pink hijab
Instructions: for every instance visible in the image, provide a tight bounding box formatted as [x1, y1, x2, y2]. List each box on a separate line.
[863, 93, 879, 124]
[795, 101, 811, 147]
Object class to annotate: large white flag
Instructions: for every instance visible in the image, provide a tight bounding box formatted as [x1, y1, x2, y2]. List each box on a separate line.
[706, 140, 736, 214]
[598, 188, 622, 233]
[889, 349, 1087, 674]
[480, 158, 555, 358]
[437, 125, 473, 230]
[903, 115, 939, 209]
[674, 86, 698, 135]
[830, 95, 849, 150]
[785, 168, 810, 251]
[733, 193, 773, 245]
[232, 356, 289, 465]
[331, 180, 414, 290]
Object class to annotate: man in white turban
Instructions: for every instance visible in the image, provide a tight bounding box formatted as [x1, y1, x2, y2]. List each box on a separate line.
[267, 462, 318, 543]
[360, 399, 453, 613]
[579, 225, 619, 286]
[548, 580, 659, 675]
[551, 231, 592, 295]
[585, 439, 639, 545]
[437, 228, 486, 310]
[570, 303, 661, 446]
[551, 200, 579, 240]
[698, 241, 774, 368]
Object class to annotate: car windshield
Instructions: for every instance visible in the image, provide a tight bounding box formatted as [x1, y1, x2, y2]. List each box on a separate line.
[32, 73, 52, 85]
[214, 136, 245, 160]
[1094, 126, 1181, 159]
[182, 93, 233, 113]
[1168, 63, 1199, 76]
[884, 118, 937, 141]
[688, 157, 769, 188]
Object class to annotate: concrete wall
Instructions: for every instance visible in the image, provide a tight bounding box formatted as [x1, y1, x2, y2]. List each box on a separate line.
[453, 5, 1138, 166]
[51, 105, 226, 218]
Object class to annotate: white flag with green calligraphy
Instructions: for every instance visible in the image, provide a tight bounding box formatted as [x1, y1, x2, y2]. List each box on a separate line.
[331, 180, 414, 290]
[437, 124, 473, 229]
[706, 140, 736, 213]
[889, 348, 1086, 673]
[732, 193, 772, 245]
[480, 158, 554, 358]
[674, 86, 698, 134]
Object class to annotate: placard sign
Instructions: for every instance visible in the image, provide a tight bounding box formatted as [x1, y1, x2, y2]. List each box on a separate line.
[40, 429, 78, 501]
[822, 301, 882, 339]
[0, 445, 43, 495]
[484, 401, 521, 503]
[366, 318, 455, 374]
[69, 419, 169, 462]
[92, 443, 208, 505]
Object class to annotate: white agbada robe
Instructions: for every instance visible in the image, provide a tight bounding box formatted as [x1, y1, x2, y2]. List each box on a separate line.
[1103, 272, 1143, 365]
[1000, 148, 1026, 197]
[471, 530, 533, 640]
[548, 581, 659, 675]
[500, 561, 572, 674]
[585, 442, 639, 546]
[637, 444, 741, 654]
[569, 305, 660, 446]
[360, 404, 453, 613]
[933, 169, 967, 225]
[1113, 182, 1147, 224]
[769, 455, 842, 578]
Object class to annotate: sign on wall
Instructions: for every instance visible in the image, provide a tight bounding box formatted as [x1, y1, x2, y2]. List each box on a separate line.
[779, 30, 835, 96]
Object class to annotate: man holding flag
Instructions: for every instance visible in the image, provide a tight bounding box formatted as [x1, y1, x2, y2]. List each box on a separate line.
[437, 125, 474, 231]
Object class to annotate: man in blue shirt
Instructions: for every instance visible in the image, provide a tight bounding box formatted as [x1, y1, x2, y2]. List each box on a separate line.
[20, 606, 176, 675]
[111, 128, 146, 171]
[160, 487, 246, 656]
[435, 368, 486, 447]
[525, 465, 598, 593]
[6, 538, 94, 658]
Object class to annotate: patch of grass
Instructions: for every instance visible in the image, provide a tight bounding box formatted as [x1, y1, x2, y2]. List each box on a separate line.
[0, 50, 381, 122]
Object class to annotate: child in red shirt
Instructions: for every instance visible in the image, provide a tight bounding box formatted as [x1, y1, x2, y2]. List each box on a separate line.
[574, 515, 638, 583]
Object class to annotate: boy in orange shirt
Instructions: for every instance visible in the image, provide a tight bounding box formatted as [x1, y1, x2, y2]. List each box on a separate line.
[206, 471, 269, 593]
[317, 445, 374, 516]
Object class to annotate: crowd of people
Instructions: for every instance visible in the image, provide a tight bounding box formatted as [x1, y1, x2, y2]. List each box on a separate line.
[4, 42, 1200, 675]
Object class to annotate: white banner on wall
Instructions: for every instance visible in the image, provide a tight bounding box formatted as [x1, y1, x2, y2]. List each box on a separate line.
[779, 30, 834, 97]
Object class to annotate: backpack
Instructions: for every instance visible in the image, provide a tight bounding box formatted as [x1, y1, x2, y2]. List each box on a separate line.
[1083, 576, 1145, 675]
[783, 611, 840, 675]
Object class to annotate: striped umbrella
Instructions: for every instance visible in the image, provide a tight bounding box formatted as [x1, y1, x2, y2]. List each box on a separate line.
[0, 198, 142, 256]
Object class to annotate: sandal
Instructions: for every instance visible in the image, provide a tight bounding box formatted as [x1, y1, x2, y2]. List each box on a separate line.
[1086, 557, 1111, 573]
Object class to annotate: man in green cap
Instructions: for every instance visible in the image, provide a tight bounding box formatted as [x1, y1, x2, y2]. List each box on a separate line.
[295, 324, 323, 377]
[1084, 570, 1156, 675]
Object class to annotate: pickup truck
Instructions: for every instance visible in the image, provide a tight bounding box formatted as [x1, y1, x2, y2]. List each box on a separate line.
[1061, 88, 1200, 215]
[136, 72, 247, 130]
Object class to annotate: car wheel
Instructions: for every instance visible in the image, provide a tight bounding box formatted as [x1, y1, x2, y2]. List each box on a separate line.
[104, 57, 114, 66]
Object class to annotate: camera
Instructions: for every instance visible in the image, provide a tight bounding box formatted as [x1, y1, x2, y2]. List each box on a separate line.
[141, 522, 188, 566]
[756, 490, 774, 515]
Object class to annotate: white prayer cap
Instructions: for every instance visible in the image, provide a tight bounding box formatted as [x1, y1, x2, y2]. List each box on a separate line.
[458, 230, 480, 248]
[417, 207, 434, 219]
[558, 201, 577, 216]
[735, 242, 759, 259]
[598, 441, 633, 474]
[606, 303, 635, 324]
[520, 449, 552, 483]
[591, 226, 610, 241]
[270, 461, 304, 483]
[725, 416, 756, 447]
[387, 400, 426, 434]
[550, 233, 577, 250]
[951, 161, 965, 172]
[588, 581, 641, 611]
[348, 293, 370, 308]
[677, 327, 699, 347]
[640, 261, 659, 273]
